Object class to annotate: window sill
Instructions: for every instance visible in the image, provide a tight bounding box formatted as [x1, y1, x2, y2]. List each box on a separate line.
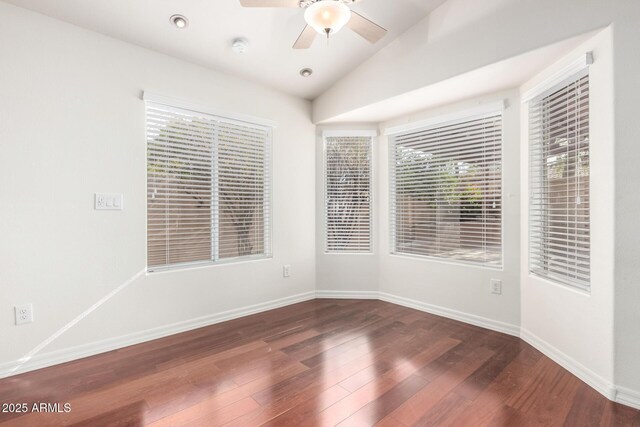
[323, 251, 375, 256]
[147, 254, 272, 275]
[527, 271, 591, 295]
[389, 251, 504, 271]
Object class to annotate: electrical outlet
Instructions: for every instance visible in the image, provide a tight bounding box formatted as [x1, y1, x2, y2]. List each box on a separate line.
[490, 279, 502, 295]
[283, 265, 291, 278]
[15, 304, 33, 325]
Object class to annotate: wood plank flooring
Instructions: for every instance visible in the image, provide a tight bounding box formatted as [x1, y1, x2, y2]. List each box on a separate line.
[0, 299, 638, 426]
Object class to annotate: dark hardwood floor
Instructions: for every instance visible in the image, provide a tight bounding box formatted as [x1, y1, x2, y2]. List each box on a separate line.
[0, 299, 638, 426]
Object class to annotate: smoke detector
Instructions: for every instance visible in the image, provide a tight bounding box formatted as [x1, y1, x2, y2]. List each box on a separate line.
[231, 38, 249, 54]
[300, 68, 313, 77]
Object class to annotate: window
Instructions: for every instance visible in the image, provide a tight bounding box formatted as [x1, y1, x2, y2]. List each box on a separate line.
[528, 72, 590, 289]
[324, 134, 373, 252]
[146, 101, 271, 271]
[389, 111, 503, 266]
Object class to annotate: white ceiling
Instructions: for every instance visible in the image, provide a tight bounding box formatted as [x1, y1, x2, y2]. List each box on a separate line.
[3, 0, 447, 100]
[325, 33, 595, 124]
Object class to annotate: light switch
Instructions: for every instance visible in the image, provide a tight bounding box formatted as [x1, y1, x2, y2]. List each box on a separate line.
[95, 193, 123, 211]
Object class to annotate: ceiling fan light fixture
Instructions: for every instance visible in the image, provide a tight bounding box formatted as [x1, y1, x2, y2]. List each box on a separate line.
[304, 1, 351, 37]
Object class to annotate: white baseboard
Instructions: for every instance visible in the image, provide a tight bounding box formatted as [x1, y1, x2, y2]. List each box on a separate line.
[320, 291, 640, 411]
[2, 289, 638, 412]
[520, 328, 617, 400]
[0, 289, 516, 378]
[0, 291, 316, 379]
[378, 292, 521, 337]
[317, 290, 520, 337]
[316, 290, 379, 299]
[616, 386, 640, 410]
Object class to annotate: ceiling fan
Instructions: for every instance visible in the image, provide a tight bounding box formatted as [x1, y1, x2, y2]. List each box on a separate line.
[239, 0, 387, 49]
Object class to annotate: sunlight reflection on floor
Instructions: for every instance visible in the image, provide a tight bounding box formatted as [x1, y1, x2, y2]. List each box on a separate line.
[7, 268, 147, 376]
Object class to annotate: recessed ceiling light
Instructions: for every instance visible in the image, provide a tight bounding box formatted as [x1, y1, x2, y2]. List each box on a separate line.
[231, 38, 250, 54]
[170, 15, 189, 29]
[300, 68, 313, 77]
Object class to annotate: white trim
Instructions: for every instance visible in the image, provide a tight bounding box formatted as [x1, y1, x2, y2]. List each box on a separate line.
[316, 290, 379, 299]
[521, 52, 593, 102]
[520, 328, 616, 400]
[0, 291, 315, 379]
[4, 289, 638, 412]
[383, 100, 506, 136]
[322, 129, 378, 138]
[378, 292, 520, 337]
[142, 91, 278, 128]
[616, 386, 640, 410]
[318, 291, 520, 338]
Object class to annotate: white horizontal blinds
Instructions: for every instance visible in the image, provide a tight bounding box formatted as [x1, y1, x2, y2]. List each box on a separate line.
[146, 102, 271, 270]
[390, 113, 503, 266]
[529, 73, 590, 289]
[147, 104, 215, 268]
[217, 120, 271, 259]
[325, 136, 373, 252]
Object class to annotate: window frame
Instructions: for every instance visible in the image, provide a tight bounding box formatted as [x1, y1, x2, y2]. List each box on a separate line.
[144, 93, 274, 273]
[322, 130, 375, 255]
[526, 66, 591, 291]
[387, 103, 505, 269]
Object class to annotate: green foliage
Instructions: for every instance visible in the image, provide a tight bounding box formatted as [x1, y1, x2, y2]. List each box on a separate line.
[394, 146, 490, 219]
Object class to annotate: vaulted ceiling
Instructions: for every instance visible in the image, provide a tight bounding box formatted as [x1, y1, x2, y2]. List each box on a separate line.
[3, 0, 447, 99]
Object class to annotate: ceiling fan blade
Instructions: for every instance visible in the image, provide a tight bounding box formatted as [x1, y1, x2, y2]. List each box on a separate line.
[293, 25, 317, 49]
[347, 11, 387, 44]
[239, 0, 300, 7]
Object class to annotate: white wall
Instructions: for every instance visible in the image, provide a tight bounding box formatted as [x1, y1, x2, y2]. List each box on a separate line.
[612, 1, 640, 400]
[376, 91, 521, 333]
[519, 29, 616, 396]
[315, 124, 379, 294]
[0, 2, 316, 373]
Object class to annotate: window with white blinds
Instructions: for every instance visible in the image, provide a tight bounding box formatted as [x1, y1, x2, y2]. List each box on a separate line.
[528, 72, 590, 289]
[146, 102, 271, 271]
[324, 135, 373, 252]
[389, 112, 503, 266]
